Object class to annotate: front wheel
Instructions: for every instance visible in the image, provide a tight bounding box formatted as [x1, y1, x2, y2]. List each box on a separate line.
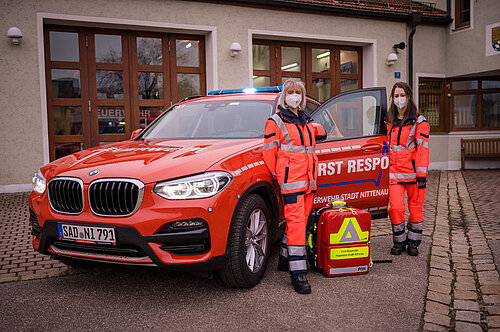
[219, 194, 270, 288]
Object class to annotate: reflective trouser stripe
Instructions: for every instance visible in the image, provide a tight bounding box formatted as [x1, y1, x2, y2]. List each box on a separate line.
[416, 167, 428, 173]
[280, 234, 288, 258]
[288, 245, 307, 278]
[392, 222, 407, 245]
[407, 221, 423, 246]
[390, 173, 416, 179]
[280, 181, 308, 191]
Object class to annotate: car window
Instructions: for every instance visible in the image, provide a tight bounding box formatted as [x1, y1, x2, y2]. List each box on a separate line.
[312, 90, 383, 141]
[139, 100, 274, 139]
[304, 100, 319, 114]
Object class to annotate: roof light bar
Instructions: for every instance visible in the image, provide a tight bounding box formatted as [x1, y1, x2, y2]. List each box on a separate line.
[208, 86, 283, 95]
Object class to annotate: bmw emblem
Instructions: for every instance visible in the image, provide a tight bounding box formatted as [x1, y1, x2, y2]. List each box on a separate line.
[89, 169, 99, 176]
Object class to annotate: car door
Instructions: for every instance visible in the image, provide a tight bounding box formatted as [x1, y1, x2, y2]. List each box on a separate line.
[311, 87, 389, 216]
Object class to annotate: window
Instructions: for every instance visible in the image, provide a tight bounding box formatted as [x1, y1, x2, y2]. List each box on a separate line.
[450, 79, 500, 130]
[454, 0, 471, 29]
[418, 78, 445, 131]
[419, 77, 500, 132]
[252, 41, 362, 102]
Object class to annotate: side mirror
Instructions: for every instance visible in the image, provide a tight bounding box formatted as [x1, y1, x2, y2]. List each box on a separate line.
[130, 129, 142, 140]
[312, 122, 327, 142]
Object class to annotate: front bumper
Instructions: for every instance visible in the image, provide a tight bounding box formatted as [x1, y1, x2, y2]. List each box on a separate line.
[32, 218, 226, 271]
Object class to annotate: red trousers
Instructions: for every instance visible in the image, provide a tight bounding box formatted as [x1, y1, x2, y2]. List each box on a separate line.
[388, 183, 426, 225]
[284, 193, 314, 246]
[388, 183, 426, 246]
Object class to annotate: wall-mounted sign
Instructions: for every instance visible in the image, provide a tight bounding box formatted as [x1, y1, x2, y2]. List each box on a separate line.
[486, 22, 500, 56]
[394, 72, 401, 79]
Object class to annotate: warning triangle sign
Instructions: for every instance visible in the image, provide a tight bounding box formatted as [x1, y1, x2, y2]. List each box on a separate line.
[339, 220, 361, 243]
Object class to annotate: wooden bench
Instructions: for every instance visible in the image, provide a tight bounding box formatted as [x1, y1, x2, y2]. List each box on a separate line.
[461, 138, 500, 170]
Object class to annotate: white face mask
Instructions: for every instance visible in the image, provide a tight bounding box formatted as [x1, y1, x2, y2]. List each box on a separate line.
[285, 93, 302, 109]
[394, 96, 407, 109]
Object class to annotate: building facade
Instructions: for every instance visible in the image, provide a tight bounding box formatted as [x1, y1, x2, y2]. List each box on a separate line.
[0, 0, 499, 191]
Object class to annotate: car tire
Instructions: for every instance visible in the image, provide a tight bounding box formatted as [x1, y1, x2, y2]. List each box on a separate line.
[219, 194, 270, 288]
[57, 256, 101, 268]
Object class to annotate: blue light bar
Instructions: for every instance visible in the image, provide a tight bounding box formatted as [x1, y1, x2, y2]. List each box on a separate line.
[208, 86, 283, 95]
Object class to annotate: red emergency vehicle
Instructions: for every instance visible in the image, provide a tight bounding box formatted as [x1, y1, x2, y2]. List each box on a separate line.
[29, 86, 389, 288]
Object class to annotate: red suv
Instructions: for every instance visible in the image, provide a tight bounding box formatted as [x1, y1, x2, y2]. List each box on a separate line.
[29, 86, 389, 288]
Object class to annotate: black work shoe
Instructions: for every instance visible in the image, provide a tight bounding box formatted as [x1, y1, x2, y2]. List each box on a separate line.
[390, 244, 406, 255]
[292, 275, 311, 294]
[277, 260, 288, 272]
[407, 245, 419, 256]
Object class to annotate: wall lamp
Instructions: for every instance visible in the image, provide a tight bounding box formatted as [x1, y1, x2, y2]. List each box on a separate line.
[386, 42, 406, 66]
[7, 27, 22, 45]
[229, 42, 242, 57]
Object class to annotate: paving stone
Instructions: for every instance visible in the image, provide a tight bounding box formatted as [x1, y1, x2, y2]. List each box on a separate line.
[453, 300, 480, 311]
[481, 285, 500, 295]
[431, 255, 450, 265]
[455, 310, 481, 323]
[428, 282, 451, 295]
[488, 316, 500, 328]
[427, 291, 451, 305]
[478, 271, 499, 280]
[429, 275, 452, 287]
[430, 261, 450, 271]
[486, 305, 500, 315]
[476, 263, 497, 271]
[456, 276, 475, 284]
[454, 289, 477, 300]
[426, 300, 450, 315]
[454, 263, 473, 270]
[423, 312, 450, 327]
[454, 321, 482, 332]
[473, 254, 493, 260]
[456, 269, 474, 277]
[483, 295, 500, 305]
[429, 269, 453, 279]
[423, 322, 448, 332]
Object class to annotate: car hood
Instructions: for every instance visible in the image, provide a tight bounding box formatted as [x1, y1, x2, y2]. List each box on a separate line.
[42, 139, 261, 184]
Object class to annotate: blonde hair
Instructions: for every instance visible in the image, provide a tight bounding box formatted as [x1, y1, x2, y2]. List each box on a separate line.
[278, 78, 307, 110]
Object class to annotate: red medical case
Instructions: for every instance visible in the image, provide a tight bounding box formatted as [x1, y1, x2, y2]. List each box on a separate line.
[310, 202, 372, 277]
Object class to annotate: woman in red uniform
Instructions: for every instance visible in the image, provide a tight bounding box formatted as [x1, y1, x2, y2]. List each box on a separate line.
[263, 79, 318, 294]
[386, 82, 430, 256]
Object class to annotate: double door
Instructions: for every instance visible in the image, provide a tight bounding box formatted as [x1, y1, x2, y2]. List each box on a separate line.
[45, 26, 205, 160]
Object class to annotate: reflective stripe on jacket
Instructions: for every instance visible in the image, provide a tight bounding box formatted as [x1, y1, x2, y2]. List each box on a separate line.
[387, 111, 430, 185]
[263, 105, 319, 198]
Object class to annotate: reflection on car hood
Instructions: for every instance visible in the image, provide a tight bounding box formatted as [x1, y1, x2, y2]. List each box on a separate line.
[42, 139, 261, 184]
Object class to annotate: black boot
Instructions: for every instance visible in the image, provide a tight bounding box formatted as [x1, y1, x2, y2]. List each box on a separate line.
[407, 245, 419, 256]
[291, 275, 311, 294]
[390, 243, 406, 255]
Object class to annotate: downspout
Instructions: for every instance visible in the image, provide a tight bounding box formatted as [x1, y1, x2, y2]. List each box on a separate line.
[408, 12, 423, 89]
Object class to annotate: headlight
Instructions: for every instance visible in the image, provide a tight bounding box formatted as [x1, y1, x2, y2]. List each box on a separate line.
[32, 170, 46, 194]
[154, 171, 233, 200]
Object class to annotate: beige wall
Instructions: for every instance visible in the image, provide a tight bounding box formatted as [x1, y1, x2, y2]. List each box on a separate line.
[446, 0, 500, 77]
[0, 0, 494, 187]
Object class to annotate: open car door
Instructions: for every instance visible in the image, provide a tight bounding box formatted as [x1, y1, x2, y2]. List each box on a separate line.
[311, 87, 389, 218]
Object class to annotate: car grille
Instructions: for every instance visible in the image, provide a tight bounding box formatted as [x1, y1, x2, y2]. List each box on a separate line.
[88, 179, 144, 217]
[48, 178, 84, 214]
[52, 240, 147, 258]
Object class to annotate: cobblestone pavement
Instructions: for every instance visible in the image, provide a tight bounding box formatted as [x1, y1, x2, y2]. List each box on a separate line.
[1, 171, 498, 331]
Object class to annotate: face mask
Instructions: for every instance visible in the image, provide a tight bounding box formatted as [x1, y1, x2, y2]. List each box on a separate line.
[286, 93, 302, 109]
[394, 96, 407, 109]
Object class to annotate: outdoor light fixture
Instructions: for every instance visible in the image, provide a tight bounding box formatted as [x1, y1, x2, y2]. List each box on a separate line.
[229, 42, 242, 57]
[393, 42, 406, 53]
[7, 27, 22, 45]
[281, 62, 298, 70]
[386, 53, 398, 66]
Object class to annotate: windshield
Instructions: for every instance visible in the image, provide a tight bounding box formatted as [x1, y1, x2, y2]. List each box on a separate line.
[139, 100, 274, 140]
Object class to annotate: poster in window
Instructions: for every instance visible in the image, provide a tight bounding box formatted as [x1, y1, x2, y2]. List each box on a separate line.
[486, 22, 500, 56]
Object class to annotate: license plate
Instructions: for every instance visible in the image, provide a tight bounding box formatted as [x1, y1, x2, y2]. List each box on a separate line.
[57, 223, 116, 245]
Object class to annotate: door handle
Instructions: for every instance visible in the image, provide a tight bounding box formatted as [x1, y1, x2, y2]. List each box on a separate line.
[361, 143, 382, 152]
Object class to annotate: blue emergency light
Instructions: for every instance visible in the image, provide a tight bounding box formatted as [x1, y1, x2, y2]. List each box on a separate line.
[208, 86, 283, 95]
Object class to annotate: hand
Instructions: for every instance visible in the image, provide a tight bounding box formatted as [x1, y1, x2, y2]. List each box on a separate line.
[417, 181, 426, 189]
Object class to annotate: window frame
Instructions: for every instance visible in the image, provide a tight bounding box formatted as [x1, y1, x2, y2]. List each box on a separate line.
[454, 0, 471, 30]
[418, 78, 446, 132]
